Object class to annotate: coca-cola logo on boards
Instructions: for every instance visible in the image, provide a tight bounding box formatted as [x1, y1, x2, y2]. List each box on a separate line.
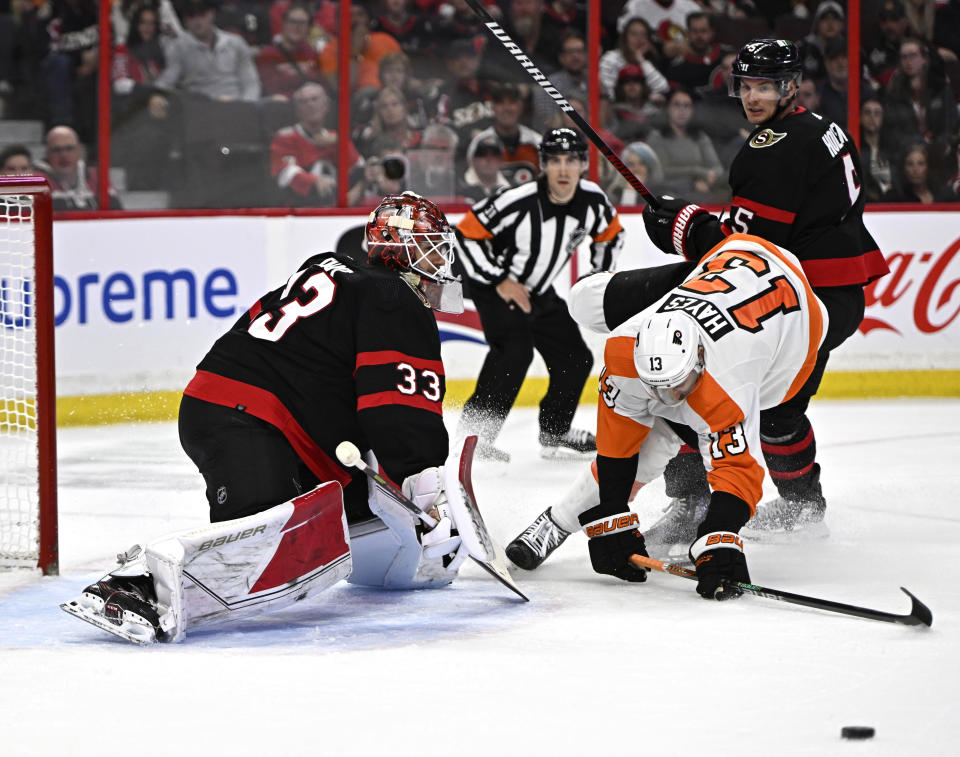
[861, 236, 960, 336]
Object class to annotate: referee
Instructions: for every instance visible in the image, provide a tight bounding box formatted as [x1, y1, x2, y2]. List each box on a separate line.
[455, 128, 624, 461]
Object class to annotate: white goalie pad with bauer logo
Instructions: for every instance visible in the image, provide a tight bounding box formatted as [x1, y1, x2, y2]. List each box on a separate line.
[64, 482, 353, 644]
[160, 482, 352, 641]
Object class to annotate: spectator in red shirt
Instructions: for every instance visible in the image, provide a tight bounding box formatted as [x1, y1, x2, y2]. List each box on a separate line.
[371, 0, 436, 76]
[270, 82, 360, 206]
[36, 125, 122, 210]
[269, 0, 338, 39]
[256, 3, 325, 100]
[666, 11, 727, 92]
[112, 4, 166, 95]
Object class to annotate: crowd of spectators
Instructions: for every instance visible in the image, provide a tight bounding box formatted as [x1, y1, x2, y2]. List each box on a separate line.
[1, 0, 959, 208]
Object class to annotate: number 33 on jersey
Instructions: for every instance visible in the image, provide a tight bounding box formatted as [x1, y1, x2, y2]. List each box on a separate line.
[598, 234, 828, 514]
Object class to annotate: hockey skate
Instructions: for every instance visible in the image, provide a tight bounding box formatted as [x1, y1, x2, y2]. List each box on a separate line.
[741, 496, 829, 541]
[539, 427, 596, 459]
[61, 571, 165, 645]
[642, 494, 709, 563]
[506, 507, 571, 570]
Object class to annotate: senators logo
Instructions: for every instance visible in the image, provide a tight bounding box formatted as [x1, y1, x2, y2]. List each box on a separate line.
[748, 129, 787, 149]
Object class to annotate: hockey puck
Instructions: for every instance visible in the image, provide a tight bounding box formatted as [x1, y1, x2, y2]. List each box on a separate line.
[841, 726, 875, 740]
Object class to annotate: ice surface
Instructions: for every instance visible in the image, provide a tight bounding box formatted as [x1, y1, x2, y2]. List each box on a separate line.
[1, 400, 958, 756]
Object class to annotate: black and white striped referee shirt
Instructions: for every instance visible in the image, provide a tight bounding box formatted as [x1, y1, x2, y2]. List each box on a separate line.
[456, 177, 624, 296]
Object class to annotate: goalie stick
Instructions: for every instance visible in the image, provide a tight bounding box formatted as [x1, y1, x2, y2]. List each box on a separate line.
[463, 0, 659, 210]
[335, 439, 529, 601]
[630, 554, 933, 627]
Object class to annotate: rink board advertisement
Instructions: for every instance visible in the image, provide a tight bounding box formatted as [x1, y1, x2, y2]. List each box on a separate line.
[46, 210, 960, 396]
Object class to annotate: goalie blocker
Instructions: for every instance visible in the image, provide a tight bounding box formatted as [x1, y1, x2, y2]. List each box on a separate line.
[61, 445, 497, 644]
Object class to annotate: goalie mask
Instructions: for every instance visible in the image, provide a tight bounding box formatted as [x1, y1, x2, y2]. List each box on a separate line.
[366, 191, 463, 313]
[633, 311, 704, 407]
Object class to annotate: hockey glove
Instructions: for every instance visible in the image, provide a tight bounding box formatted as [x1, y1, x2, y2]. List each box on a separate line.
[689, 531, 750, 600]
[402, 467, 462, 559]
[642, 195, 712, 260]
[583, 512, 649, 583]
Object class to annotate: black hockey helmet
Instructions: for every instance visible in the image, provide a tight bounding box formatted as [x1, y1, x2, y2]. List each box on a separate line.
[728, 38, 802, 99]
[538, 127, 588, 167]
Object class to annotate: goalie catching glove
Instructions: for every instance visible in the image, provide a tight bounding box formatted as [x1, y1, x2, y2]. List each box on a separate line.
[689, 532, 750, 600]
[582, 512, 649, 583]
[642, 195, 718, 261]
[401, 467, 463, 561]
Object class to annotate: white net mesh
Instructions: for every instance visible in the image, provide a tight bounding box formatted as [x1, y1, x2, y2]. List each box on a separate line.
[0, 193, 40, 567]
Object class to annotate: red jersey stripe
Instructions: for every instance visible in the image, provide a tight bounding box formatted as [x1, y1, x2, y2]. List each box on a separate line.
[733, 196, 796, 224]
[355, 350, 445, 375]
[183, 370, 353, 487]
[357, 390, 443, 414]
[799, 249, 889, 287]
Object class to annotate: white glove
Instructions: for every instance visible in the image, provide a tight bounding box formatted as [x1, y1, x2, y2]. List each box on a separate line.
[113, 77, 136, 95]
[402, 467, 463, 560]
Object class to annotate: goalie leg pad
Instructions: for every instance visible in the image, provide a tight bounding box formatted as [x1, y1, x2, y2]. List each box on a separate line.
[66, 482, 352, 644]
[167, 481, 352, 640]
[349, 452, 465, 589]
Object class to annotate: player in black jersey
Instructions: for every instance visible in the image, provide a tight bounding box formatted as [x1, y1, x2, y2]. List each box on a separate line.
[62, 193, 480, 644]
[634, 39, 890, 538]
[179, 192, 461, 526]
[455, 128, 625, 462]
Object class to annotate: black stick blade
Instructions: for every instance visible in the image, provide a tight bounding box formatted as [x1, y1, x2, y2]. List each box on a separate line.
[900, 587, 933, 627]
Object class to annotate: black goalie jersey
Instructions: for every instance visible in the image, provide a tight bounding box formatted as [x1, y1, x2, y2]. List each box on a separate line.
[183, 251, 449, 520]
[721, 107, 888, 288]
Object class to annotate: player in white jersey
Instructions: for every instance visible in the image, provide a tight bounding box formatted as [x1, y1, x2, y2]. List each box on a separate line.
[507, 233, 828, 599]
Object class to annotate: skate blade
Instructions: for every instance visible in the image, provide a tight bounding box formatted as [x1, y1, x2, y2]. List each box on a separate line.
[60, 599, 158, 645]
[740, 520, 830, 543]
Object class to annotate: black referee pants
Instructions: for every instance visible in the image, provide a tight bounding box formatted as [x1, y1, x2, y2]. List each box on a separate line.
[460, 284, 593, 443]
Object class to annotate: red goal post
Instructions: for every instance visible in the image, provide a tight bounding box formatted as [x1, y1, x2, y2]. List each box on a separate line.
[0, 175, 58, 575]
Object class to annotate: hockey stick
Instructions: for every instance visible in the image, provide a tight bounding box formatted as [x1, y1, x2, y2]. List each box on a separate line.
[336, 441, 438, 528]
[336, 441, 529, 601]
[629, 554, 933, 627]
[463, 0, 659, 209]
[452, 435, 529, 600]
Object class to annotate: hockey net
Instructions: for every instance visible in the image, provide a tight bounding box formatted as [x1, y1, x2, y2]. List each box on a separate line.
[0, 176, 57, 575]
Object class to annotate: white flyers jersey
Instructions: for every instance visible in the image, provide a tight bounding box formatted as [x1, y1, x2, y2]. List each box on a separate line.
[596, 234, 828, 511]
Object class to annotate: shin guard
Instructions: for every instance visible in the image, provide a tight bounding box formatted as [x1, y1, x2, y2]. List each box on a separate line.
[761, 417, 824, 504]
